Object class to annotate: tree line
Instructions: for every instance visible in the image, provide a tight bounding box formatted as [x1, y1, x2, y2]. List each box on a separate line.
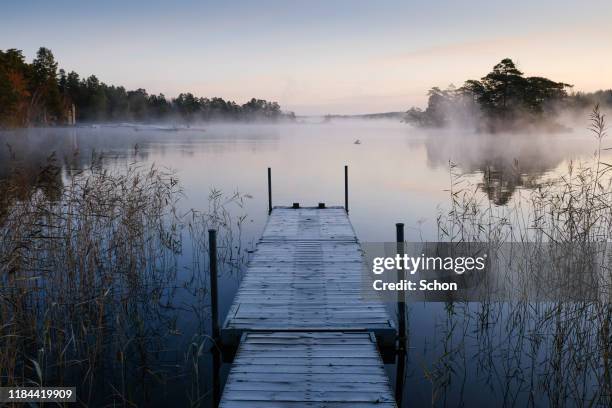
[405, 58, 612, 131]
[0, 47, 295, 128]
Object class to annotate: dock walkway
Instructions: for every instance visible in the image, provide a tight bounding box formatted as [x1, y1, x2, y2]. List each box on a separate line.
[220, 332, 396, 407]
[220, 206, 397, 407]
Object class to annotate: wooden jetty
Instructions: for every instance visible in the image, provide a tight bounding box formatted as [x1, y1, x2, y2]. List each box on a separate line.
[220, 332, 396, 407]
[219, 204, 398, 407]
[221, 207, 396, 347]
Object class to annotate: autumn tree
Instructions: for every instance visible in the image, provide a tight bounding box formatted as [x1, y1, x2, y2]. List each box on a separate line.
[29, 47, 62, 124]
[0, 49, 30, 126]
[1, 46, 294, 127]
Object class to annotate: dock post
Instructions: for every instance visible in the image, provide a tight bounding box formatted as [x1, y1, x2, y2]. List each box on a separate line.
[268, 167, 272, 214]
[209, 229, 219, 341]
[395, 222, 406, 405]
[396, 223, 406, 344]
[344, 165, 349, 213]
[212, 344, 221, 406]
[395, 334, 406, 405]
[209, 230, 221, 408]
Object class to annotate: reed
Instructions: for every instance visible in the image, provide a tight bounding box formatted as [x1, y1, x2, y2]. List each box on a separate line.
[429, 106, 612, 406]
[0, 153, 249, 406]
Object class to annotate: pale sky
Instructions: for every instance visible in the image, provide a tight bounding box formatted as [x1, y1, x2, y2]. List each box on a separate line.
[2, 0, 612, 115]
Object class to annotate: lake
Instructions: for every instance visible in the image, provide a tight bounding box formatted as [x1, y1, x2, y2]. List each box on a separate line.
[0, 120, 607, 407]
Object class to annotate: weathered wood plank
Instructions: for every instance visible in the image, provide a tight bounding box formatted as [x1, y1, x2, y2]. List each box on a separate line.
[222, 207, 395, 345]
[219, 207, 398, 406]
[221, 402, 396, 408]
[226, 372, 390, 383]
[219, 332, 396, 408]
[260, 207, 357, 242]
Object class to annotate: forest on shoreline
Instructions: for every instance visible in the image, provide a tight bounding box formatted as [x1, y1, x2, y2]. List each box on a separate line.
[3, 48, 611, 131]
[0, 47, 295, 128]
[404, 58, 612, 131]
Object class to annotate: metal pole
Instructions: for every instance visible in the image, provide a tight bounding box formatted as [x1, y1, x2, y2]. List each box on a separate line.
[212, 345, 221, 406]
[208, 229, 219, 341]
[344, 165, 349, 213]
[395, 222, 407, 405]
[396, 222, 405, 244]
[267, 167, 272, 214]
[396, 223, 406, 345]
[395, 344, 406, 405]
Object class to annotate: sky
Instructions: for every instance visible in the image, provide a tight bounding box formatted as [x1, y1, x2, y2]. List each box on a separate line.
[2, 0, 612, 115]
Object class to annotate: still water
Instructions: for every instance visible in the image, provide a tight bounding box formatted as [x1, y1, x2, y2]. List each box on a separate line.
[0, 120, 605, 406]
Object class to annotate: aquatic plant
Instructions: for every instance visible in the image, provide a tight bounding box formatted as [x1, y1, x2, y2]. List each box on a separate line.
[0, 153, 250, 406]
[425, 106, 612, 406]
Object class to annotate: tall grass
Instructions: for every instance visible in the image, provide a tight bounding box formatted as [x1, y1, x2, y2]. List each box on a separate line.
[0, 153, 249, 406]
[428, 106, 612, 406]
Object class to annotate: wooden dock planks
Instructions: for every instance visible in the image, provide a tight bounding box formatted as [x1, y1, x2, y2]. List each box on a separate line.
[219, 332, 396, 408]
[221, 207, 396, 346]
[219, 206, 398, 406]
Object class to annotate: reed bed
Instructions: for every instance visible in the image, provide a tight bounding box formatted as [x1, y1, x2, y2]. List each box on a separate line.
[426, 106, 612, 406]
[0, 153, 249, 406]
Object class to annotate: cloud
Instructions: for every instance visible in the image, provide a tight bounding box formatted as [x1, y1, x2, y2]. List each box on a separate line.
[374, 27, 612, 95]
[388, 36, 534, 60]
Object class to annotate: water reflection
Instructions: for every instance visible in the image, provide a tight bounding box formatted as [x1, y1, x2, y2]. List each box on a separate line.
[421, 129, 593, 205]
[0, 124, 597, 214]
[0, 153, 250, 406]
[479, 160, 541, 205]
[0, 152, 63, 218]
[0, 122, 606, 407]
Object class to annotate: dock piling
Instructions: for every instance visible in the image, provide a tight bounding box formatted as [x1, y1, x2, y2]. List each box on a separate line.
[344, 165, 349, 213]
[208, 229, 219, 341]
[395, 222, 407, 405]
[267, 167, 272, 214]
[396, 223, 406, 345]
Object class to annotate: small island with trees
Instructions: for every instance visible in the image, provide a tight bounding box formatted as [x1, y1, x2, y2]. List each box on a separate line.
[404, 58, 612, 132]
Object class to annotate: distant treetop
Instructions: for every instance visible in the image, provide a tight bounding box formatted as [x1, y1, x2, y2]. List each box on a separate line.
[404, 58, 586, 131]
[0, 47, 295, 128]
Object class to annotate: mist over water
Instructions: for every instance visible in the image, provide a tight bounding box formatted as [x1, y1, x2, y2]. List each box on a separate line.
[1, 118, 608, 406]
[0, 117, 603, 239]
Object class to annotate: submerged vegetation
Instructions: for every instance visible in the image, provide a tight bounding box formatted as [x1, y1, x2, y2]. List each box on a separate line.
[406, 58, 612, 132]
[0, 154, 250, 405]
[428, 106, 612, 406]
[0, 47, 295, 128]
